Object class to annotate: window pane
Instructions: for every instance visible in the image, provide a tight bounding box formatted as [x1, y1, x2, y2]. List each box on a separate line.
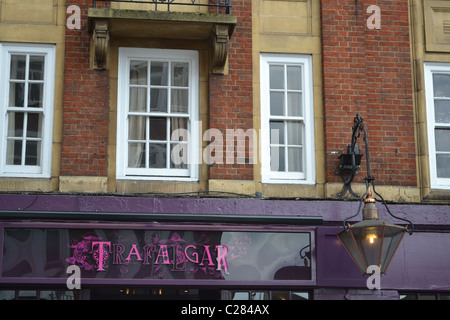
[40, 291, 58, 300]
[435, 100, 450, 123]
[60, 291, 75, 301]
[271, 291, 290, 301]
[435, 129, 450, 152]
[129, 87, 147, 112]
[287, 92, 302, 117]
[128, 143, 146, 168]
[270, 65, 284, 89]
[25, 140, 40, 165]
[437, 154, 450, 178]
[130, 61, 147, 85]
[419, 294, 437, 300]
[17, 290, 37, 300]
[151, 61, 168, 86]
[170, 143, 188, 169]
[271, 146, 285, 171]
[287, 121, 302, 145]
[270, 121, 284, 144]
[6, 140, 22, 165]
[0, 290, 16, 300]
[10, 55, 26, 80]
[292, 292, 310, 300]
[433, 74, 450, 97]
[128, 116, 146, 140]
[150, 117, 167, 141]
[288, 147, 302, 172]
[250, 292, 270, 300]
[9, 82, 24, 107]
[28, 83, 43, 108]
[270, 92, 284, 116]
[172, 62, 189, 87]
[27, 113, 42, 138]
[149, 143, 167, 168]
[171, 89, 188, 113]
[150, 88, 168, 112]
[287, 66, 302, 90]
[29, 56, 45, 81]
[171, 118, 188, 141]
[232, 292, 249, 300]
[8, 112, 24, 137]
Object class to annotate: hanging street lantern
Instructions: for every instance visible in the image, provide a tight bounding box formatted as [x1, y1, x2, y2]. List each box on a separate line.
[336, 115, 414, 275]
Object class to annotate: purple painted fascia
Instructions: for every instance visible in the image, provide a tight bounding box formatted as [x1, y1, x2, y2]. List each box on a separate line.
[317, 226, 450, 291]
[0, 193, 448, 226]
[1, 193, 450, 291]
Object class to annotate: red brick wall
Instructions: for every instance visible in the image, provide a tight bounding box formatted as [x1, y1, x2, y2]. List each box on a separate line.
[321, 0, 416, 186]
[209, 0, 253, 180]
[61, 0, 109, 176]
[62, 0, 252, 180]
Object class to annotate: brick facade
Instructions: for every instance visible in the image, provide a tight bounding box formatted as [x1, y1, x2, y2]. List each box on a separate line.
[61, 0, 109, 177]
[209, 0, 253, 181]
[59, 0, 416, 188]
[321, 0, 416, 186]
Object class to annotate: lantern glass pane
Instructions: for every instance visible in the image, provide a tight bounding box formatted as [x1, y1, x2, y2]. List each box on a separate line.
[379, 226, 406, 274]
[338, 222, 407, 275]
[337, 229, 367, 273]
[351, 226, 385, 273]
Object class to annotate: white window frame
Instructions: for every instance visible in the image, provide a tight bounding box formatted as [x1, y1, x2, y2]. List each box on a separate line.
[0, 43, 55, 178]
[117, 48, 199, 181]
[260, 53, 315, 184]
[424, 62, 450, 189]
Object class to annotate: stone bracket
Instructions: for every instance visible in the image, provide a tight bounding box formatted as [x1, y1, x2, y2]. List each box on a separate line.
[88, 9, 236, 73]
[92, 20, 109, 70]
[211, 24, 231, 75]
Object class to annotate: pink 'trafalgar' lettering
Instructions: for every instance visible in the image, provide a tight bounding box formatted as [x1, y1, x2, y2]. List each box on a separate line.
[91, 241, 111, 271]
[216, 245, 229, 274]
[91, 242, 229, 274]
[155, 245, 170, 265]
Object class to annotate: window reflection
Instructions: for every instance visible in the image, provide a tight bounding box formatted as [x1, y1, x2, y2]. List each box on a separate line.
[230, 290, 310, 300]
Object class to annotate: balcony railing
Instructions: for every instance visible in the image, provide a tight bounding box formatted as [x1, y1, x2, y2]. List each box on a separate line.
[93, 0, 231, 14]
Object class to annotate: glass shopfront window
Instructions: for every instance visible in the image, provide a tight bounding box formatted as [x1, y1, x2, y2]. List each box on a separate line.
[0, 289, 77, 300]
[0, 223, 315, 287]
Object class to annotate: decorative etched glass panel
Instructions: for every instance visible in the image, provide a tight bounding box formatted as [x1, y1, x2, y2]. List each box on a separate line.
[435, 100, 450, 124]
[436, 154, 450, 178]
[433, 74, 450, 97]
[435, 129, 450, 152]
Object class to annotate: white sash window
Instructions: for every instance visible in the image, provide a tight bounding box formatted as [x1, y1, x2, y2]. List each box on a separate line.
[260, 54, 315, 184]
[0, 44, 55, 177]
[117, 48, 199, 180]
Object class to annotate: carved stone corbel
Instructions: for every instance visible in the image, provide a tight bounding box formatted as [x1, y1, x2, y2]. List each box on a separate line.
[211, 24, 230, 75]
[92, 20, 109, 70]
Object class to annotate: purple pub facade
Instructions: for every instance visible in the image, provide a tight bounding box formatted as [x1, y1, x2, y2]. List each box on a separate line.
[1, 194, 449, 300]
[0, 0, 450, 300]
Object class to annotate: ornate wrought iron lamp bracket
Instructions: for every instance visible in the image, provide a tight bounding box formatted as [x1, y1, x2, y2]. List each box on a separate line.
[336, 114, 365, 198]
